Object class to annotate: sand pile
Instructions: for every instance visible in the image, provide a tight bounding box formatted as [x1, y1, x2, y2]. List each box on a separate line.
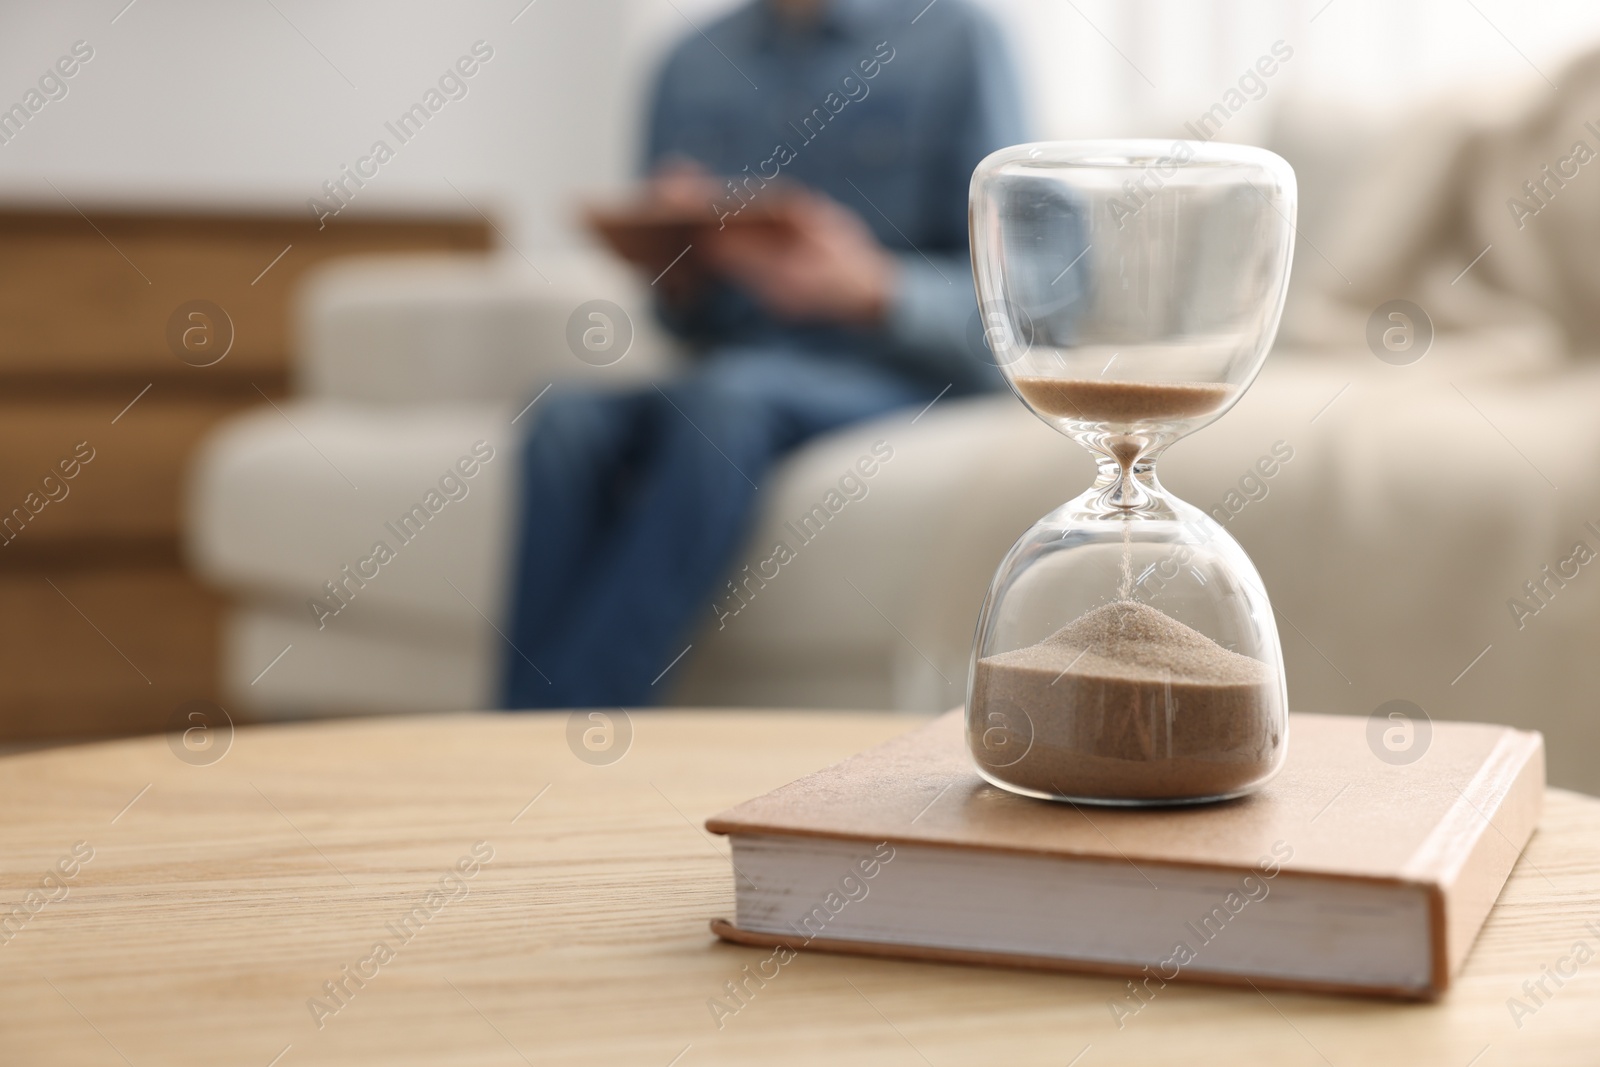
[971, 600, 1281, 802]
[1013, 377, 1233, 423]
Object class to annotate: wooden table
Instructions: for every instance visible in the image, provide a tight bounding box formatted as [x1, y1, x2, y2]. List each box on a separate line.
[1, 711, 1596, 1066]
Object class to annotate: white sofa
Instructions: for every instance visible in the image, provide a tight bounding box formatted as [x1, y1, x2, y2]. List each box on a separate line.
[186, 245, 1600, 792]
[188, 72, 1600, 794]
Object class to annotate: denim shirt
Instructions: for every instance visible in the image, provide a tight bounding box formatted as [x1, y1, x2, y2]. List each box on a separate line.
[644, 0, 1027, 394]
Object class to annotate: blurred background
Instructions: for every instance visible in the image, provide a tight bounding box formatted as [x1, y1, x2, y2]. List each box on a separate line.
[6, 0, 1594, 247]
[5, 0, 1600, 789]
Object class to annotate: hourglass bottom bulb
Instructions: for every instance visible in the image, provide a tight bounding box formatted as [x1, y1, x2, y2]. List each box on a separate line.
[970, 600, 1282, 803]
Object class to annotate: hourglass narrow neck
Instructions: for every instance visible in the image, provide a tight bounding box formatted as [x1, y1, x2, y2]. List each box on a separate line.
[1089, 454, 1170, 515]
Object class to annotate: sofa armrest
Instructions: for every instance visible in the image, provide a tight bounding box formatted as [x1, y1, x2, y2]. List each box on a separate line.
[294, 251, 680, 403]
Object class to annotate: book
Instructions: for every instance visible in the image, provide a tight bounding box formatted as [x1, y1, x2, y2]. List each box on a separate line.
[706, 709, 1544, 1000]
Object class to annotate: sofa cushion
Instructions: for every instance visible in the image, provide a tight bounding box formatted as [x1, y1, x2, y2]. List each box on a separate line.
[296, 252, 677, 403]
[187, 402, 519, 636]
[223, 603, 492, 718]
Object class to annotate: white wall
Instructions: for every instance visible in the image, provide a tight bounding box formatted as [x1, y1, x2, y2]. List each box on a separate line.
[0, 0, 643, 250]
[2, 0, 1598, 252]
[991, 0, 1600, 138]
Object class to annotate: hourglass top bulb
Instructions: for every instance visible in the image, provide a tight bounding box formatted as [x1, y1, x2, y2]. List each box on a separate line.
[970, 139, 1296, 444]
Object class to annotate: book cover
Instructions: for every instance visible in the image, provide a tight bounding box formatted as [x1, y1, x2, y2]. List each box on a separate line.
[706, 710, 1544, 998]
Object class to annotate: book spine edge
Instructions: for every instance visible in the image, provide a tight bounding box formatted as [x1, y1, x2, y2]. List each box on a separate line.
[1429, 730, 1547, 992]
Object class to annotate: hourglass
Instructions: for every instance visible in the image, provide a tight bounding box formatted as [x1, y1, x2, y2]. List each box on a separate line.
[966, 140, 1296, 805]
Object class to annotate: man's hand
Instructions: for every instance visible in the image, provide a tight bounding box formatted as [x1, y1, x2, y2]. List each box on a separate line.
[708, 188, 898, 329]
[644, 157, 725, 217]
[623, 159, 725, 306]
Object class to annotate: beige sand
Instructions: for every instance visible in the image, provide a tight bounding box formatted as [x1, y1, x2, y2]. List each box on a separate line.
[1013, 377, 1234, 423]
[971, 601, 1281, 802]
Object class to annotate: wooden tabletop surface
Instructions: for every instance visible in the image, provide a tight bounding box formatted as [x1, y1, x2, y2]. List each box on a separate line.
[1, 710, 1596, 1066]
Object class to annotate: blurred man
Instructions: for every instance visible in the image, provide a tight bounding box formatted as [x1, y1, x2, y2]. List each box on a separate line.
[503, 0, 1025, 707]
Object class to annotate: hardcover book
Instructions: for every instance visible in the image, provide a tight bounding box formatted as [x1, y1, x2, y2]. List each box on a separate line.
[706, 710, 1544, 999]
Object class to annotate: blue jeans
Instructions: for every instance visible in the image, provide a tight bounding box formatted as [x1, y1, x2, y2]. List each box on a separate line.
[501, 348, 933, 708]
